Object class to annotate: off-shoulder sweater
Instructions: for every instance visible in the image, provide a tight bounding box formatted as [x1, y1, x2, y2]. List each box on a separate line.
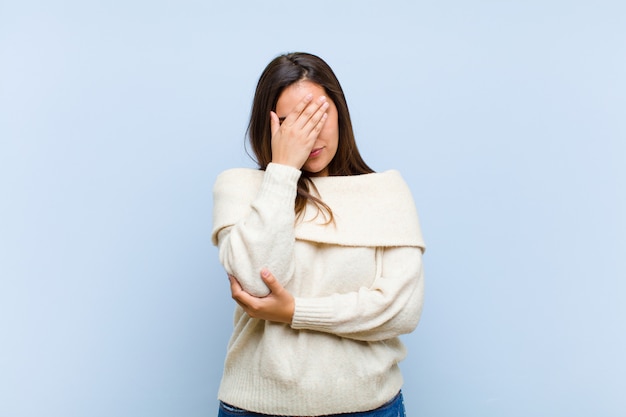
[211, 163, 426, 416]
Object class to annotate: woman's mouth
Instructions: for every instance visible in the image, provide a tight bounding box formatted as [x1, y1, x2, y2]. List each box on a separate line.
[309, 147, 323, 158]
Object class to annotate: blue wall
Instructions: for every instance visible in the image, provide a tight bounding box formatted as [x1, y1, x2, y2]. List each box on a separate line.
[1, 1, 624, 416]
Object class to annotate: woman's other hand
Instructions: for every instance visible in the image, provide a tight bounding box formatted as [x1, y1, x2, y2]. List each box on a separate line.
[229, 269, 295, 324]
[269, 93, 328, 170]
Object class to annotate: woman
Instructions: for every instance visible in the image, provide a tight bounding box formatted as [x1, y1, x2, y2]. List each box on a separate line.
[211, 52, 425, 416]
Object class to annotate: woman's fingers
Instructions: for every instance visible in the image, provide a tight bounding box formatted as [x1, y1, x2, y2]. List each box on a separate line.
[269, 111, 281, 137]
[301, 97, 329, 138]
[229, 275, 244, 298]
[260, 268, 282, 292]
[294, 96, 329, 132]
[282, 93, 313, 125]
[229, 275, 253, 310]
[307, 101, 329, 138]
[282, 95, 328, 131]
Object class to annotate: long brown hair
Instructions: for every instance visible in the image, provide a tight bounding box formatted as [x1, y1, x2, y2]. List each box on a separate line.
[247, 52, 374, 220]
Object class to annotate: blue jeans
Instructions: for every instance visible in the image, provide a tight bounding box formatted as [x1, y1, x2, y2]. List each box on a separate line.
[218, 390, 406, 417]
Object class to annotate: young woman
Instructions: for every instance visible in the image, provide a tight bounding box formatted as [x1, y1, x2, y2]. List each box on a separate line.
[211, 52, 425, 417]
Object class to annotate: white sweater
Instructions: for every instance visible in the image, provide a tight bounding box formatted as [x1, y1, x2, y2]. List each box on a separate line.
[211, 163, 425, 416]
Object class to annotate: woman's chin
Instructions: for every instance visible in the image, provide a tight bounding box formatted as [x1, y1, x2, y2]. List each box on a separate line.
[303, 165, 329, 177]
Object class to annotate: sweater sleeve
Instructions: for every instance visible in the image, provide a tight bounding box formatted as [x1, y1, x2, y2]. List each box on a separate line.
[214, 163, 301, 297]
[290, 246, 424, 341]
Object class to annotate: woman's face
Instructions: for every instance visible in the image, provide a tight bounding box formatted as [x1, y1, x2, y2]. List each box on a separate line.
[275, 80, 339, 177]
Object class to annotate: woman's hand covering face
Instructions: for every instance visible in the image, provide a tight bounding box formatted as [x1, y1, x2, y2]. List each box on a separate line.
[270, 93, 329, 170]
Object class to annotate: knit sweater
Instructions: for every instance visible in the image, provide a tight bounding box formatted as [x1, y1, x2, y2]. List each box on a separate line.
[211, 163, 425, 416]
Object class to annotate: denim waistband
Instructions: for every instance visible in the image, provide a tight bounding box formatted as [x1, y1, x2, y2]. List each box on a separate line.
[218, 390, 405, 417]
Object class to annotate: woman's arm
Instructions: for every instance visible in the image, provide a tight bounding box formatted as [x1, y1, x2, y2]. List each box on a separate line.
[230, 246, 424, 341]
[215, 163, 300, 297]
[214, 93, 329, 297]
[291, 246, 424, 341]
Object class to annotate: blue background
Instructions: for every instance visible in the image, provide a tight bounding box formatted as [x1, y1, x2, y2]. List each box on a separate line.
[1, 1, 624, 416]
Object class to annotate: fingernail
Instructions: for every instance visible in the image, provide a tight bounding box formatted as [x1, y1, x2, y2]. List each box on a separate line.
[319, 96, 326, 102]
[261, 269, 269, 277]
[305, 93, 313, 101]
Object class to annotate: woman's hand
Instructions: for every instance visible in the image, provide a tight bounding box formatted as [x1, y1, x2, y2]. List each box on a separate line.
[270, 94, 329, 170]
[229, 269, 295, 324]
